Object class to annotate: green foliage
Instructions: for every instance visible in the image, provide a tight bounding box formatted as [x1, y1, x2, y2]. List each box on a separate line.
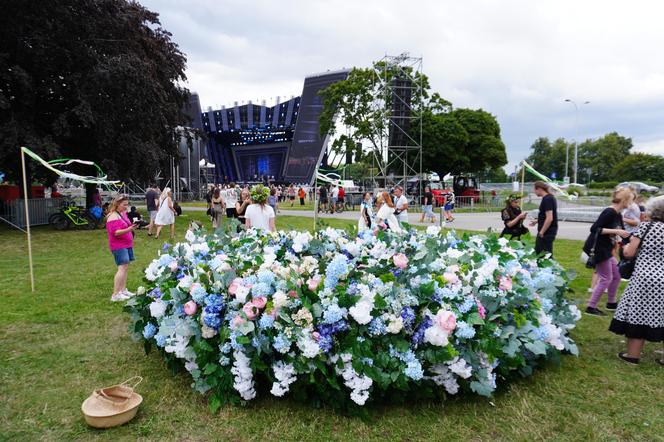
[610, 153, 664, 182]
[0, 0, 189, 184]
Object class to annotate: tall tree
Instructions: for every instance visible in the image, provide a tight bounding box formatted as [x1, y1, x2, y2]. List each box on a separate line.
[525, 137, 570, 180]
[611, 153, 664, 182]
[0, 0, 189, 185]
[578, 132, 633, 182]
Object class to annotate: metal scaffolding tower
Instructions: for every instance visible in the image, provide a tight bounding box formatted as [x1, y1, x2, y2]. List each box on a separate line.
[371, 53, 423, 192]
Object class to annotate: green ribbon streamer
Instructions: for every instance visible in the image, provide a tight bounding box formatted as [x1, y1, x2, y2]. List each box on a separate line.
[522, 160, 572, 199]
[21, 146, 122, 186]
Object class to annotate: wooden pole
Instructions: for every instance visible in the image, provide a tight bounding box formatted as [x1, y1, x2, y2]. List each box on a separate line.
[313, 168, 318, 232]
[21, 148, 35, 292]
[520, 161, 526, 198]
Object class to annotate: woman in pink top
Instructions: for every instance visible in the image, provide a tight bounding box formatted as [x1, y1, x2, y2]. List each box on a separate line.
[106, 195, 138, 302]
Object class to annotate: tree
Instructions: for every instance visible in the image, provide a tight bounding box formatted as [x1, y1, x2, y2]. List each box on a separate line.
[611, 153, 664, 182]
[578, 132, 633, 182]
[0, 0, 189, 186]
[525, 137, 570, 180]
[320, 66, 507, 180]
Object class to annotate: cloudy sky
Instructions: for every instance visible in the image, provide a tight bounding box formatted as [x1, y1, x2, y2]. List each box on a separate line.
[139, 0, 664, 171]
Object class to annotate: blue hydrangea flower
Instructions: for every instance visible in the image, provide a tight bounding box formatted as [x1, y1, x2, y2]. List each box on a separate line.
[204, 294, 224, 312]
[258, 314, 275, 329]
[191, 285, 207, 304]
[324, 255, 349, 289]
[244, 275, 258, 285]
[230, 331, 244, 351]
[368, 317, 387, 336]
[412, 317, 432, 347]
[257, 269, 276, 286]
[273, 334, 291, 353]
[155, 334, 167, 347]
[317, 320, 349, 353]
[541, 298, 553, 312]
[322, 304, 345, 324]
[158, 254, 173, 266]
[142, 323, 157, 339]
[401, 307, 416, 329]
[162, 243, 172, 252]
[455, 321, 476, 339]
[457, 296, 475, 314]
[534, 326, 549, 341]
[219, 356, 230, 366]
[203, 312, 221, 329]
[219, 342, 232, 354]
[149, 287, 163, 299]
[361, 357, 374, 366]
[404, 360, 424, 381]
[252, 334, 268, 349]
[252, 282, 273, 297]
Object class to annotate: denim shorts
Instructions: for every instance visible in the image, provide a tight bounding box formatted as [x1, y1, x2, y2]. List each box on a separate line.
[112, 247, 135, 266]
[423, 205, 433, 215]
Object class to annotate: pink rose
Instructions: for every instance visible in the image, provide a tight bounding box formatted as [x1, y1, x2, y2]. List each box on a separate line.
[435, 310, 457, 333]
[183, 300, 198, 316]
[443, 272, 459, 284]
[228, 278, 242, 296]
[312, 331, 320, 341]
[307, 277, 321, 292]
[242, 302, 258, 320]
[288, 290, 298, 298]
[476, 298, 486, 320]
[393, 253, 409, 269]
[251, 296, 267, 309]
[499, 276, 513, 291]
[232, 315, 246, 328]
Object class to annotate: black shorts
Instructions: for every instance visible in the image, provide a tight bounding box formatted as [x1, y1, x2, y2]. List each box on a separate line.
[226, 208, 237, 218]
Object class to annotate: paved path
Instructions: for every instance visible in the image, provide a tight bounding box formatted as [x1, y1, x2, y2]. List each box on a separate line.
[181, 206, 590, 241]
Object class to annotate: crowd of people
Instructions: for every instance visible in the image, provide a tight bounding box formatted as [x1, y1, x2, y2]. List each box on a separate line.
[499, 181, 664, 365]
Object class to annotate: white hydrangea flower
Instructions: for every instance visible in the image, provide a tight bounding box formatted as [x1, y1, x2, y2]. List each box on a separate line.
[149, 300, 167, 318]
[349, 300, 373, 325]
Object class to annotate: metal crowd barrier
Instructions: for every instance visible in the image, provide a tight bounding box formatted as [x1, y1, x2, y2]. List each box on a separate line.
[0, 198, 65, 228]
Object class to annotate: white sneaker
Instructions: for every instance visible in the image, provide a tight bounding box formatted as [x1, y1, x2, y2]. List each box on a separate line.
[121, 289, 136, 298]
[110, 292, 130, 302]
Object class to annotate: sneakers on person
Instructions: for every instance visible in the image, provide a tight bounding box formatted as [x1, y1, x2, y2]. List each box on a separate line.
[606, 302, 618, 310]
[121, 289, 136, 298]
[110, 292, 130, 302]
[585, 306, 606, 316]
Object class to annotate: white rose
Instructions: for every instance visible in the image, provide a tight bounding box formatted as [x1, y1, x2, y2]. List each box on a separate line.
[424, 326, 449, 346]
[185, 229, 196, 242]
[273, 291, 288, 309]
[387, 317, 404, 334]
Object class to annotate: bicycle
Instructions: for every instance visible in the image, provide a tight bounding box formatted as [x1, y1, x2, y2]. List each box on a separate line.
[49, 201, 101, 230]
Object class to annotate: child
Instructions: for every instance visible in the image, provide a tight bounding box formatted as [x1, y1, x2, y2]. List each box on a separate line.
[127, 206, 149, 229]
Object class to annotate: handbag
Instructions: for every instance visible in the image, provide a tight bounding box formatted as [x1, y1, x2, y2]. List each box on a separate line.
[618, 222, 653, 279]
[583, 229, 601, 269]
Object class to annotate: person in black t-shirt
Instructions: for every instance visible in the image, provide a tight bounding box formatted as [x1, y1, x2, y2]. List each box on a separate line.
[583, 188, 633, 316]
[500, 194, 529, 239]
[419, 185, 436, 223]
[530, 181, 558, 256]
[318, 185, 328, 213]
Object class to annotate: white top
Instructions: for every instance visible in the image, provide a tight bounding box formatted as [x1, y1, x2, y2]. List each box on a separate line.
[331, 187, 339, 198]
[224, 188, 238, 206]
[376, 204, 403, 233]
[245, 203, 275, 231]
[395, 195, 409, 223]
[155, 196, 175, 226]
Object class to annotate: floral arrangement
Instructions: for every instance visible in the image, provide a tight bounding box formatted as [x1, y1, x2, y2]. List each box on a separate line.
[126, 225, 580, 411]
[249, 184, 270, 204]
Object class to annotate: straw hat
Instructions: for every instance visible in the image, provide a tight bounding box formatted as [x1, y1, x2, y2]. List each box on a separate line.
[81, 377, 143, 428]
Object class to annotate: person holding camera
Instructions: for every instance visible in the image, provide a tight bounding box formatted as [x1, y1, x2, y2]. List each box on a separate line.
[106, 195, 138, 302]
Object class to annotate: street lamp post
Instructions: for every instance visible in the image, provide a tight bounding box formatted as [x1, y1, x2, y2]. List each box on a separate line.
[564, 99, 590, 184]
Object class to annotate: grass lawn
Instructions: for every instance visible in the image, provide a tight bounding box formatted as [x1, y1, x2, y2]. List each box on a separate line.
[1, 211, 663, 441]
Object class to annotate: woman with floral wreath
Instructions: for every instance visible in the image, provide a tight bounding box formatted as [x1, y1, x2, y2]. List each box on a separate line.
[245, 184, 276, 232]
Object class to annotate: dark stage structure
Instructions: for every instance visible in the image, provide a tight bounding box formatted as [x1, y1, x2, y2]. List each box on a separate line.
[195, 70, 349, 184]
